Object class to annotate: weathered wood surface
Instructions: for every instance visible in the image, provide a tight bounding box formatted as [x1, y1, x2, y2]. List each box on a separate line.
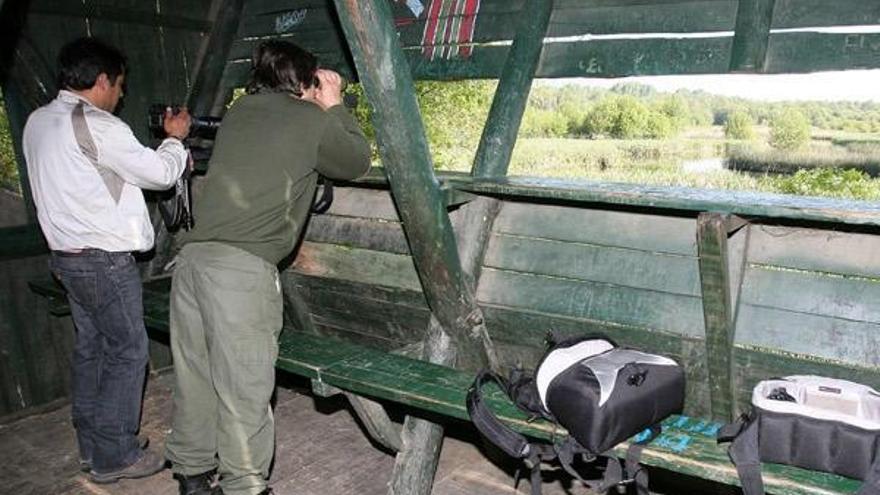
[215, 0, 880, 90]
[333, 0, 494, 371]
[29, 269, 874, 494]
[696, 213, 743, 421]
[274, 329, 862, 495]
[730, 0, 775, 71]
[460, 177, 880, 227]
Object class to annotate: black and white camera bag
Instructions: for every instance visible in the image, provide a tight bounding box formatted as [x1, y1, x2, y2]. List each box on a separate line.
[466, 334, 686, 495]
[718, 375, 880, 494]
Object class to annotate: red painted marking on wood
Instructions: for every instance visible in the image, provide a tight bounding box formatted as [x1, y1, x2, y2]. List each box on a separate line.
[442, 0, 459, 59]
[421, 0, 445, 60]
[458, 0, 480, 58]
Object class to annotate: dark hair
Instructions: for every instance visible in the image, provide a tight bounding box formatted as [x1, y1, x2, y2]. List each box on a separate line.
[246, 40, 317, 95]
[57, 37, 126, 90]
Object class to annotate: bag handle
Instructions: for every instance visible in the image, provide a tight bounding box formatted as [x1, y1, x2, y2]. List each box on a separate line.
[467, 370, 532, 459]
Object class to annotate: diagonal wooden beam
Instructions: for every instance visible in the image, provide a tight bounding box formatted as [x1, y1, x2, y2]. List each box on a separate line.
[473, 0, 553, 178]
[332, 0, 496, 372]
[186, 0, 245, 116]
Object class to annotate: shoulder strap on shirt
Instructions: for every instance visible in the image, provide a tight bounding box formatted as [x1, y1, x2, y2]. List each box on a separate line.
[71, 102, 124, 203]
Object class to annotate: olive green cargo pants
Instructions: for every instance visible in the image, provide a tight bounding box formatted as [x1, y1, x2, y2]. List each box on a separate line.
[165, 242, 282, 495]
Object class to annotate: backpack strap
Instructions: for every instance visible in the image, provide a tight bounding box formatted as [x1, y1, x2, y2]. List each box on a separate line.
[467, 369, 633, 495]
[623, 424, 661, 495]
[718, 414, 764, 495]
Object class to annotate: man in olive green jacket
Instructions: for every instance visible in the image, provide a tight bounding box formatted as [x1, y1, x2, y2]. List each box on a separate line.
[165, 41, 371, 495]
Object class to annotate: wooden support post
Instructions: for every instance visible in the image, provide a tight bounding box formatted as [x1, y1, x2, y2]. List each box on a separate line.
[185, 0, 244, 116]
[730, 0, 776, 72]
[697, 212, 749, 421]
[472, 0, 553, 178]
[332, 3, 499, 492]
[332, 0, 495, 371]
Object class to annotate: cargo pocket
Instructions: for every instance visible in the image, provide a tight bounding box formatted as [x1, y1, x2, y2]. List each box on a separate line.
[232, 333, 276, 402]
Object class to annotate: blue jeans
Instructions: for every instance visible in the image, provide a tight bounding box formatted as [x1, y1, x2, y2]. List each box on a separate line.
[50, 250, 148, 472]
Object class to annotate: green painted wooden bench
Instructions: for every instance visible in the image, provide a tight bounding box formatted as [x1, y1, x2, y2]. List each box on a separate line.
[28, 276, 864, 495]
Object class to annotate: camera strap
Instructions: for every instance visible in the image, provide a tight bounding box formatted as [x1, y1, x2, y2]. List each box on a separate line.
[158, 151, 194, 232]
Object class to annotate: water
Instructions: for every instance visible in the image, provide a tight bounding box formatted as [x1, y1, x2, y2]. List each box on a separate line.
[681, 157, 725, 173]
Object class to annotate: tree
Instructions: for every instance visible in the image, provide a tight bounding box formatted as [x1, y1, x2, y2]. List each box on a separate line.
[724, 110, 756, 140]
[582, 95, 647, 139]
[770, 108, 811, 150]
[654, 95, 690, 134]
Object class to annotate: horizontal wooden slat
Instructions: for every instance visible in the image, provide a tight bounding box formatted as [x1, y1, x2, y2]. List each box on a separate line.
[483, 233, 700, 296]
[296, 293, 430, 339]
[304, 215, 409, 254]
[28, 0, 213, 31]
[463, 178, 880, 227]
[310, 307, 427, 345]
[735, 304, 880, 367]
[287, 271, 428, 308]
[240, 0, 328, 16]
[766, 32, 880, 73]
[480, 304, 685, 354]
[739, 265, 880, 323]
[477, 268, 705, 336]
[319, 187, 400, 221]
[771, 0, 880, 29]
[494, 202, 697, 255]
[748, 225, 880, 278]
[292, 241, 422, 291]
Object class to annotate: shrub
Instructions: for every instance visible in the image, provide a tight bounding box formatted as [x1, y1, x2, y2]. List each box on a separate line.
[770, 108, 811, 150]
[775, 168, 880, 200]
[724, 110, 756, 140]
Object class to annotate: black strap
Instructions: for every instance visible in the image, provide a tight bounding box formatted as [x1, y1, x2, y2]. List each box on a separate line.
[311, 178, 334, 214]
[857, 452, 880, 495]
[625, 425, 660, 495]
[718, 415, 764, 495]
[158, 174, 194, 232]
[466, 370, 532, 460]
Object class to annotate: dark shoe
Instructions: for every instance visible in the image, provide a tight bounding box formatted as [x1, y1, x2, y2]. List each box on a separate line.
[80, 435, 150, 473]
[257, 489, 272, 495]
[89, 448, 166, 484]
[174, 469, 219, 495]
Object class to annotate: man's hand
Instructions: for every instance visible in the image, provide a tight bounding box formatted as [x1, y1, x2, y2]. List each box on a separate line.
[302, 69, 344, 110]
[164, 107, 192, 140]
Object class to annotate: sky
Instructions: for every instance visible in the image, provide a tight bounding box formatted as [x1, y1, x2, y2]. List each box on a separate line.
[540, 69, 880, 103]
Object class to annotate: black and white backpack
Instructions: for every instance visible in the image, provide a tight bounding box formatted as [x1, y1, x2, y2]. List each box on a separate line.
[467, 334, 686, 495]
[718, 375, 880, 494]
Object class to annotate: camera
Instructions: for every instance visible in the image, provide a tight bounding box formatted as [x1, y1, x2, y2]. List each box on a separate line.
[148, 104, 222, 141]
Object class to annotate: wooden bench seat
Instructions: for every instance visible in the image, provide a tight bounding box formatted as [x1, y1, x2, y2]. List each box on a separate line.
[28, 277, 863, 495]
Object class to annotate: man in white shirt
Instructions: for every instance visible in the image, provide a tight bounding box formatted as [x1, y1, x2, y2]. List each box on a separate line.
[23, 37, 191, 484]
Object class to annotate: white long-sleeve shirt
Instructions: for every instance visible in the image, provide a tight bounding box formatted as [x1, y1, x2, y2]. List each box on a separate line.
[23, 90, 188, 252]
